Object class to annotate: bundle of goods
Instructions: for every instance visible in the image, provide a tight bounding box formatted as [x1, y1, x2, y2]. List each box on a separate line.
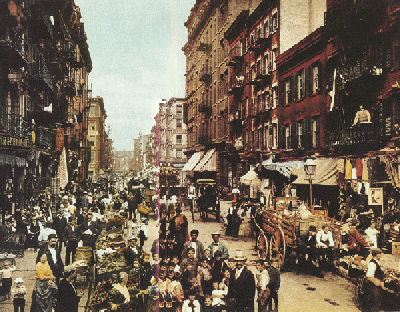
[96, 253, 127, 275]
[106, 215, 125, 231]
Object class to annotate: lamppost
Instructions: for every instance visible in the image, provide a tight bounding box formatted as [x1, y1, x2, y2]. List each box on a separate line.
[304, 158, 316, 209]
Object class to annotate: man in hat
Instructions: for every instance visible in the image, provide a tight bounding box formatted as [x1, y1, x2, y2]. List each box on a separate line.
[298, 225, 318, 266]
[65, 218, 79, 266]
[55, 265, 80, 312]
[208, 232, 229, 261]
[169, 206, 188, 258]
[124, 237, 142, 266]
[78, 212, 101, 249]
[365, 248, 384, 312]
[182, 229, 205, 260]
[227, 250, 256, 311]
[37, 221, 57, 248]
[53, 210, 68, 252]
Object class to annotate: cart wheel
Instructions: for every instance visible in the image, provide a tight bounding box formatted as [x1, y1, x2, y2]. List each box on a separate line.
[269, 228, 286, 268]
[257, 233, 269, 261]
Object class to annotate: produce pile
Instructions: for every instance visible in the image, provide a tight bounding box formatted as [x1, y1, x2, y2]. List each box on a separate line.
[96, 252, 127, 275]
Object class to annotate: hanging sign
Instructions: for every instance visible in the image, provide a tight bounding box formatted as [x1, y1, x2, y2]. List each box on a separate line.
[0, 135, 31, 148]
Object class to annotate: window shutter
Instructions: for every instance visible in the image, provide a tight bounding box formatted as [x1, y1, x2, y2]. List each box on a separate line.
[301, 69, 306, 99]
[292, 122, 298, 149]
[293, 73, 298, 101]
[317, 61, 322, 93]
[305, 118, 312, 148]
[290, 76, 295, 103]
[315, 117, 320, 147]
[280, 126, 286, 149]
[308, 65, 313, 95]
[280, 81, 285, 106]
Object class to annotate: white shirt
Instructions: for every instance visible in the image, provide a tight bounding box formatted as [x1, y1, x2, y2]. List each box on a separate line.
[257, 269, 269, 290]
[48, 247, 57, 264]
[38, 228, 56, 242]
[316, 230, 334, 247]
[191, 242, 197, 258]
[365, 227, 378, 248]
[366, 261, 377, 278]
[235, 266, 244, 280]
[182, 299, 201, 312]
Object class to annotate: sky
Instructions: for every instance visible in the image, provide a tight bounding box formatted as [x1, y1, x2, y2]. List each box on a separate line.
[75, 0, 196, 151]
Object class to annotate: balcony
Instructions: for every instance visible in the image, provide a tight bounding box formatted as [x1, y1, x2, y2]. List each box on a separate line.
[35, 126, 55, 150]
[198, 135, 212, 145]
[197, 42, 211, 51]
[199, 66, 212, 82]
[0, 23, 28, 67]
[325, 0, 384, 35]
[228, 76, 244, 94]
[256, 66, 270, 80]
[47, 58, 65, 80]
[199, 101, 211, 113]
[227, 47, 243, 66]
[64, 79, 76, 97]
[29, 62, 56, 93]
[325, 122, 385, 147]
[254, 27, 269, 44]
[30, 7, 53, 39]
[0, 112, 30, 139]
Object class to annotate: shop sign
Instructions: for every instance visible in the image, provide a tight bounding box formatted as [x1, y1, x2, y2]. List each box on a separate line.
[368, 188, 383, 206]
[0, 135, 31, 148]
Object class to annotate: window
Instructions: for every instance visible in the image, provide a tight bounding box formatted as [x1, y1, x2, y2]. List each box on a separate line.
[264, 54, 269, 74]
[91, 152, 96, 162]
[88, 140, 95, 147]
[284, 77, 291, 105]
[176, 105, 183, 114]
[272, 86, 278, 108]
[297, 121, 303, 148]
[90, 122, 95, 131]
[176, 149, 182, 159]
[272, 48, 277, 71]
[312, 117, 320, 147]
[281, 124, 290, 149]
[176, 134, 182, 144]
[264, 18, 270, 38]
[308, 61, 321, 94]
[89, 106, 96, 117]
[272, 12, 278, 33]
[176, 119, 182, 128]
[294, 69, 306, 101]
[272, 123, 278, 149]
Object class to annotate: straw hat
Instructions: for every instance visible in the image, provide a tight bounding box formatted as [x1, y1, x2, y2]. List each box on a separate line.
[234, 250, 247, 262]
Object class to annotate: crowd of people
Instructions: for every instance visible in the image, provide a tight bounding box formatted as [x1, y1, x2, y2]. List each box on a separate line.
[152, 204, 281, 312]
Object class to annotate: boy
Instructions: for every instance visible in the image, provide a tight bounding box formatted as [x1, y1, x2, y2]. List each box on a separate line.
[203, 294, 217, 312]
[11, 278, 26, 312]
[267, 258, 280, 312]
[182, 289, 201, 312]
[256, 260, 270, 312]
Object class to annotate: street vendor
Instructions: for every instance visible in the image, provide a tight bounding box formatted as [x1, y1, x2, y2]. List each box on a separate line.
[110, 272, 130, 310]
[347, 219, 369, 257]
[316, 224, 334, 265]
[124, 237, 142, 266]
[365, 248, 385, 312]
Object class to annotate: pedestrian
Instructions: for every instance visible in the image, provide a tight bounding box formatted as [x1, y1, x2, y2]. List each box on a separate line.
[78, 212, 101, 249]
[197, 258, 213, 298]
[182, 289, 201, 312]
[298, 225, 318, 267]
[33, 253, 57, 312]
[53, 211, 67, 252]
[0, 260, 16, 298]
[256, 260, 270, 312]
[231, 206, 242, 238]
[208, 232, 229, 261]
[27, 216, 41, 251]
[182, 229, 205, 260]
[12, 278, 26, 312]
[124, 237, 142, 266]
[267, 258, 280, 312]
[227, 250, 256, 312]
[365, 248, 384, 312]
[64, 218, 79, 266]
[180, 248, 199, 296]
[169, 206, 189, 258]
[36, 234, 64, 284]
[54, 266, 80, 312]
[37, 221, 57, 249]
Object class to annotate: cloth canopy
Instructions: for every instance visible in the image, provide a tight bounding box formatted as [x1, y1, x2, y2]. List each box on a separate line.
[193, 149, 217, 171]
[262, 158, 304, 178]
[181, 151, 204, 172]
[240, 169, 261, 188]
[292, 158, 339, 186]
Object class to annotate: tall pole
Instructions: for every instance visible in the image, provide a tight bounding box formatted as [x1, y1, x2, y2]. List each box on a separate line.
[309, 178, 313, 209]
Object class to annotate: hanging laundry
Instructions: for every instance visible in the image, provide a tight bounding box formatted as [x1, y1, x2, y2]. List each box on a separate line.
[345, 159, 352, 180]
[362, 158, 369, 181]
[356, 159, 363, 179]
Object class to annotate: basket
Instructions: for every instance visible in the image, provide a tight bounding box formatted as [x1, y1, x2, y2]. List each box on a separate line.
[75, 246, 93, 264]
[138, 204, 151, 215]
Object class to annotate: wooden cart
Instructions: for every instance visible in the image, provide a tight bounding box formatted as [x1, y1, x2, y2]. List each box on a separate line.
[193, 179, 220, 222]
[254, 197, 342, 268]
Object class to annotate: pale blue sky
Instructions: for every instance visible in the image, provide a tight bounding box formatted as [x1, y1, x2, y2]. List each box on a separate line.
[75, 0, 195, 150]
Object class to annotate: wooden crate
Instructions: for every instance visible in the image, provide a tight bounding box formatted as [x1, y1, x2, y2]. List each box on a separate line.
[392, 242, 400, 255]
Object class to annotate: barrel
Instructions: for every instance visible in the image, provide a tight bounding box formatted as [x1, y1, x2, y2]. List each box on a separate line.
[74, 246, 93, 264]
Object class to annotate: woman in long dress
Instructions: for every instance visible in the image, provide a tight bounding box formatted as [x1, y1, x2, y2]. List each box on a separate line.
[33, 253, 57, 312]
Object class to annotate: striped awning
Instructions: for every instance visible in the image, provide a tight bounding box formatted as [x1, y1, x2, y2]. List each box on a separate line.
[181, 151, 204, 172]
[194, 148, 217, 172]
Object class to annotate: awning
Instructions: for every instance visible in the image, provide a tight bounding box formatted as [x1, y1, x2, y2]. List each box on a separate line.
[181, 151, 204, 172]
[194, 148, 217, 171]
[262, 158, 304, 178]
[240, 169, 261, 187]
[292, 158, 339, 186]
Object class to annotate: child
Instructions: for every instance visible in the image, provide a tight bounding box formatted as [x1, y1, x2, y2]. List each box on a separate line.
[0, 260, 16, 298]
[203, 294, 217, 312]
[197, 258, 213, 297]
[11, 278, 26, 312]
[211, 280, 227, 309]
[267, 258, 280, 312]
[256, 260, 270, 312]
[182, 289, 201, 312]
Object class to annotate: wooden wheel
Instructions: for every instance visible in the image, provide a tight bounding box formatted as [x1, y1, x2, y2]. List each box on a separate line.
[269, 228, 286, 268]
[257, 233, 269, 261]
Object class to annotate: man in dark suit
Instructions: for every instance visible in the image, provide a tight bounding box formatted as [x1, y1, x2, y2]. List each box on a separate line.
[182, 229, 205, 260]
[36, 234, 64, 284]
[53, 210, 68, 252]
[65, 218, 79, 265]
[124, 237, 142, 266]
[298, 225, 318, 266]
[227, 251, 256, 312]
[78, 212, 101, 248]
[55, 265, 80, 312]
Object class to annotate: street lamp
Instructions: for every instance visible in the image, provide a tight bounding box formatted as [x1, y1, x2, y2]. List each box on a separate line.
[304, 158, 316, 209]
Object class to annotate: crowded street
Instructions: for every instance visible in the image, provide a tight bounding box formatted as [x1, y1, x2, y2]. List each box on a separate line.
[1, 1, 400, 312]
